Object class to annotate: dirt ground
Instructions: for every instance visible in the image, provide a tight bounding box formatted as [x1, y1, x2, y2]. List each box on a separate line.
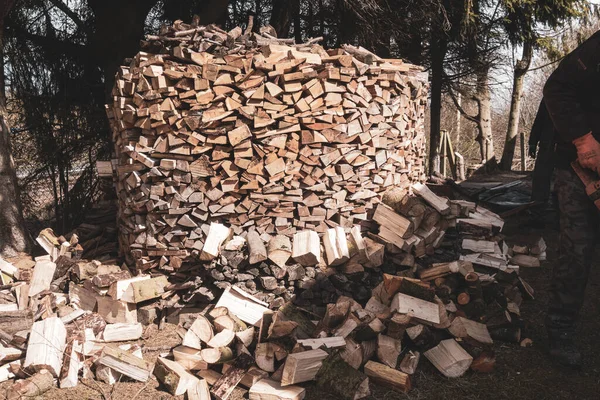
[4, 175, 600, 400]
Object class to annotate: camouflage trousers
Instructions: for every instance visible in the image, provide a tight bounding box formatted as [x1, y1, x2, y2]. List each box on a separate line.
[546, 167, 600, 335]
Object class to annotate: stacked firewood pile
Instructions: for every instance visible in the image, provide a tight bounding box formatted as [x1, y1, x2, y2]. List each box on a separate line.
[106, 20, 428, 284]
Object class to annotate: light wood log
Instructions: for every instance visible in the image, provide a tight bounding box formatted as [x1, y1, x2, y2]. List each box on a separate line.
[247, 231, 268, 265]
[121, 275, 169, 303]
[201, 223, 232, 261]
[399, 350, 420, 375]
[364, 360, 411, 393]
[183, 314, 214, 349]
[249, 379, 306, 400]
[424, 339, 473, 378]
[102, 323, 143, 342]
[391, 293, 440, 324]
[292, 231, 320, 266]
[376, 334, 401, 369]
[97, 345, 152, 381]
[215, 286, 269, 327]
[173, 345, 208, 370]
[29, 260, 57, 297]
[281, 349, 328, 386]
[154, 356, 201, 395]
[267, 235, 292, 268]
[24, 317, 67, 377]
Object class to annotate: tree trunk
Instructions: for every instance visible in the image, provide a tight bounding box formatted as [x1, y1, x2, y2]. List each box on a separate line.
[88, 0, 161, 100]
[0, 0, 31, 257]
[270, 0, 298, 37]
[455, 92, 461, 144]
[429, 33, 448, 175]
[499, 40, 533, 171]
[474, 65, 495, 166]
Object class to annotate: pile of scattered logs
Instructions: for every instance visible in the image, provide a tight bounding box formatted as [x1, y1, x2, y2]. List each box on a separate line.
[106, 19, 428, 279]
[0, 174, 542, 398]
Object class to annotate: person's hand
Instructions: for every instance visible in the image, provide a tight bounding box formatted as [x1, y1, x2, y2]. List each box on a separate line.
[573, 132, 600, 174]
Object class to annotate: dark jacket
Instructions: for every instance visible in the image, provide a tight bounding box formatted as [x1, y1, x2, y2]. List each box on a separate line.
[543, 30, 600, 167]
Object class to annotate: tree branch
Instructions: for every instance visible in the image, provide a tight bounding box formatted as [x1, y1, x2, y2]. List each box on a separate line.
[46, 0, 88, 32]
[447, 85, 479, 123]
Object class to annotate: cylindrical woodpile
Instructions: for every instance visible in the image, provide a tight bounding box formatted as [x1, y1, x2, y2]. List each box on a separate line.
[106, 21, 428, 303]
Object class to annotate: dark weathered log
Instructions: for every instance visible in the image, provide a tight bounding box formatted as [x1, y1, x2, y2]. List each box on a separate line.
[316, 353, 370, 400]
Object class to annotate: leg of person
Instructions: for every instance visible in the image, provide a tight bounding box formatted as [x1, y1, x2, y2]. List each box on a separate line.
[546, 167, 600, 367]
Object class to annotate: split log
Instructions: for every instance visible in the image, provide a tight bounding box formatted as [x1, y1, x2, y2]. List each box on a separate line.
[173, 345, 208, 370]
[183, 315, 214, 349]
[107, 275, 150, 300]
[216, 286, 269, 326]
[154, 356, 200, 395]
[201, 347, 234, 364]
[201, 223, 232, 261]
[510, 254, 541, 268]
[60, 340, 82, 388]
[102, 323, 143, 342]
[364, 360, 411, 393]
[268, 235, 292, 268]
[424, 339, 473, 378]
[376, 334, 401, 369]
[255, 343, 276, 372]
[120, 275, 169, 303]
[249, 379, 306, 400]
[92, 270, 131, 288]
[391, 293, 440, 324]
[29, 260, 57, 297]
[340, 338, 363, 369]
[412, 183, 450, 215]
[207, 329, 235, 348]
[297, 337, 346, 350]
[247, 231, 268, 265]
[0, 310, 33, 335]
[373, 204, 415, 245]
[188, 379, 211, 400]
[281, 349, 328, 386]
[24, 317, 67, 377]
[292, 231, 320, 267]
[323, 227, 350, 266]
[399, 350, 420, 375]
[448, 317, 493, 346]
[97, 345, 153, 381]
[97, 296, 137, 324]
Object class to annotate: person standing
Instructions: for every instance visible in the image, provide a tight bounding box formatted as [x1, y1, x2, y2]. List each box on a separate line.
[542, 30, 600, 368]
